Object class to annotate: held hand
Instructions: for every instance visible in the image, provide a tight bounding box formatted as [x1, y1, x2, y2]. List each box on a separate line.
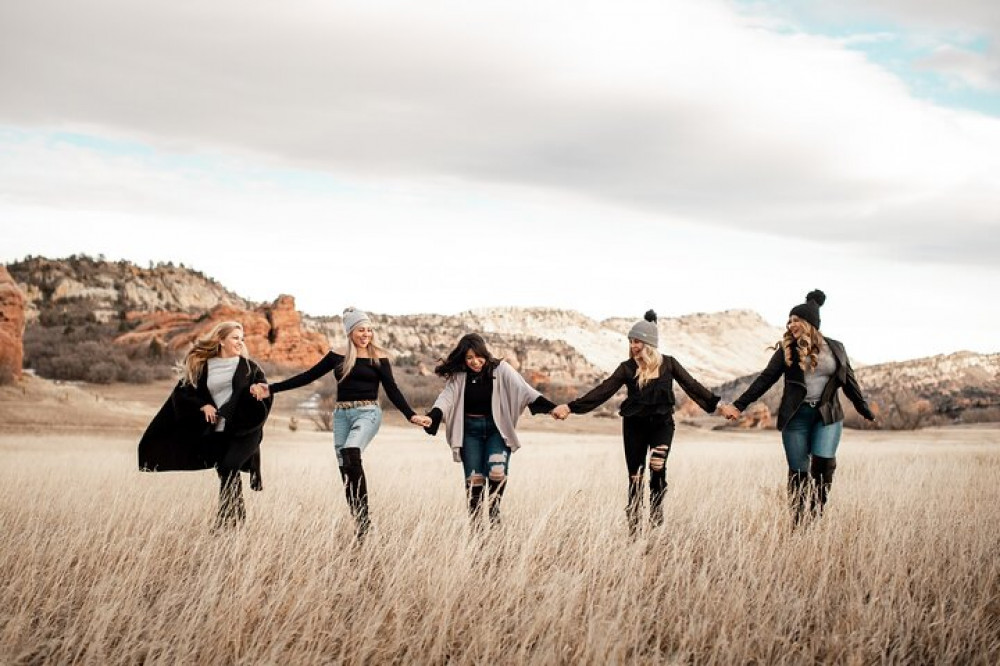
[201, 404, 218, 424]
[410, 414, 432, 428]
[249, 383, 270, 401]
[551, 404, 571, 421]
[718, 404, 741, 421]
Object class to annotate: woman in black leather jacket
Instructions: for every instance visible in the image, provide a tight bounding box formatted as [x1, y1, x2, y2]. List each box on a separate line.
[720, 290, 876, 526]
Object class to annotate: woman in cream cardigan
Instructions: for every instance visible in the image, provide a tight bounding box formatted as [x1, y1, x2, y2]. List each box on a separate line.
[425, 333, 557, 528]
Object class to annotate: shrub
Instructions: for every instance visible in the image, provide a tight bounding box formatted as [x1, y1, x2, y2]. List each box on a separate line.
[86, 362, 118, 384]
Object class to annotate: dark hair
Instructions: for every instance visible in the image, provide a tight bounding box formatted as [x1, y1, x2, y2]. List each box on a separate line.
[434, 333, 501, 378]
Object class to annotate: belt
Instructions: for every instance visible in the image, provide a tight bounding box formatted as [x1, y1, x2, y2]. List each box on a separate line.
[334, 400, 378, 410]
[804, 400, 819, 408]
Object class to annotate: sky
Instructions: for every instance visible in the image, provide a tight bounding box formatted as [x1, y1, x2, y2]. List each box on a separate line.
[1, 0, 998, 365]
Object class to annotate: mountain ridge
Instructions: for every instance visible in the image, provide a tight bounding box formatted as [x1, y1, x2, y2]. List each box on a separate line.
[5, 255, 997, 426]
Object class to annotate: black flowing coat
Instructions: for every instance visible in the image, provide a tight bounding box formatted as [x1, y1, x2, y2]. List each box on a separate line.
[138, 357, 272, 488]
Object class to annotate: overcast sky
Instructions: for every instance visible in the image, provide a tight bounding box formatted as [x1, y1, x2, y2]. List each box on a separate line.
[1, 0, 998, 364]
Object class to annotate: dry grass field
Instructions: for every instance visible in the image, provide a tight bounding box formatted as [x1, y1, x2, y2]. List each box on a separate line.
[1, 409, 999, 665]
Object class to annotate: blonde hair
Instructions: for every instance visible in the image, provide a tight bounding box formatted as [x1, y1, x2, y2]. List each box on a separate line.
[633, 343, 663, 388]
[181, 321, 245, 386]
[338, 326, 389, 380]
[776, 320, 825, 372]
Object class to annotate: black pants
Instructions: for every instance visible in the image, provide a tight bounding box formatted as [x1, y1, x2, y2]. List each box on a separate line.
[210, 432, 259, 527]
[622, 415, 675, 529]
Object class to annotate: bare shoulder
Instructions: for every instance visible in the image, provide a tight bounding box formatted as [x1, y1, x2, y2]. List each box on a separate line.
[332, 347, 348, 356]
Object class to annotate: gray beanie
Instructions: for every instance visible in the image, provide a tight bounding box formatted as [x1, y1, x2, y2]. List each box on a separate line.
[628, 310, 659, 347]
[342, 307, 372, 335]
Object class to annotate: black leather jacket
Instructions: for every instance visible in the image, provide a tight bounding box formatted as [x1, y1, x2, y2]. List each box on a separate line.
[733, 338, 874, 430]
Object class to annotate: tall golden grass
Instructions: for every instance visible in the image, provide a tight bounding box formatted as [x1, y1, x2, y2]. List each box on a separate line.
[1, 427, 998, 664]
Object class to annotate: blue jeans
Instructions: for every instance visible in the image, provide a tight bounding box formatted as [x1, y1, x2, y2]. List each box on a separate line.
[781, 404, 843, 472]
[460, 416, 510, 482]
[333, 406, 382, 465]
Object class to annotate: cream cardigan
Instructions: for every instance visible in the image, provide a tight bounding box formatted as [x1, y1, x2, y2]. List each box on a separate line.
[432, 361, 542, 463]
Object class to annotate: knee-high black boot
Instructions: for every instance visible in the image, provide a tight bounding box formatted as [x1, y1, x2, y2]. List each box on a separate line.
[339, 448, 371, 540]
[648, 446, 669, 528]
[649, 476, 667, 528]
[487, 478, 506, 527]
[467, 481, 486, 526]
[626, 473, 644, 536]
[215, 468, 246, 531]
[810, 456, 837, 517]
[787, 469, 811, 528]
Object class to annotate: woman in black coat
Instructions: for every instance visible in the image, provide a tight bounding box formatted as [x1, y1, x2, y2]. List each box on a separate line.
[720, 291, 876, 526]
[138, 321, 272, 530]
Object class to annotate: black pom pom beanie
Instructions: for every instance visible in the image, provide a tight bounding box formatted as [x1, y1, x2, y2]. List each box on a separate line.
[789, 290, 826, 330]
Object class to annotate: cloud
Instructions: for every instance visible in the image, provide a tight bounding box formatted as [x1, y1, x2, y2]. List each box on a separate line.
[916, 45, 1000, 92]
[802, 0, 1000, 91]
[1, 0, 999, 269]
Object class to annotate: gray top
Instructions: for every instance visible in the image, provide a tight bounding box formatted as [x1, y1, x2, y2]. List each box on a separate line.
[207, 356, 240, 432]
[805, 341, 836, 403]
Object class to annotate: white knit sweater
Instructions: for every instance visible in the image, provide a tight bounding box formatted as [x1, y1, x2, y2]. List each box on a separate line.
[432, 361, 542, 463]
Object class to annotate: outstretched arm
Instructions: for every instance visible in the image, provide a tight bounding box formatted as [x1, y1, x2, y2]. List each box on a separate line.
[567, 363, 631, 415]
[268, 352, 339, 394]
[732, 349, 785, 412]
[669, 357, 721, 414]
[376, 358, 419, 422]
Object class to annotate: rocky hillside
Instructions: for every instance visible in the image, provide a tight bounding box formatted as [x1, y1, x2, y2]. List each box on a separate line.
[857, 352, 1000, 425]
[10, 255, 247, 324]
[308, 307, 784, 391]
[6, 255, 327, 383]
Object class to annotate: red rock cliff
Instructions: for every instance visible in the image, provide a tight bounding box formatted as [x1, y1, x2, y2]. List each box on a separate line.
[115, 295, 328, 367]
[0, 267, 26, 380]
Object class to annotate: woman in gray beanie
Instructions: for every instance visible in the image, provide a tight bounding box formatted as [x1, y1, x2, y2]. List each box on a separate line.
[719, 290, 876, 527]
[552, 310, 720, 534]
[251, 307, 431, 541]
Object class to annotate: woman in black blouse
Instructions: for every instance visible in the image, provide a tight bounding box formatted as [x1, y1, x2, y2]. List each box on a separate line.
[553, 311, 720, 534]
[252, 307, 430, 541]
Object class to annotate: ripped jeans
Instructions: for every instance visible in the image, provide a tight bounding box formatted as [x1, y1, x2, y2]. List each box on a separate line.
[460, 416, 510, 482]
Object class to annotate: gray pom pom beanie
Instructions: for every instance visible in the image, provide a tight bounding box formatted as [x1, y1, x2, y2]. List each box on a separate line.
[628, 310, 659, 348]
[342, 307, 372, 335]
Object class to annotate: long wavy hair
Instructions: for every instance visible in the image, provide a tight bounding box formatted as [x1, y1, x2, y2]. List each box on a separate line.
[181, 320, 246, 386]
[339, 325, 389, 380]
[435, 333, 501, 379]
[633, 343, 663, 388]
[776, 320, 825, 372]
